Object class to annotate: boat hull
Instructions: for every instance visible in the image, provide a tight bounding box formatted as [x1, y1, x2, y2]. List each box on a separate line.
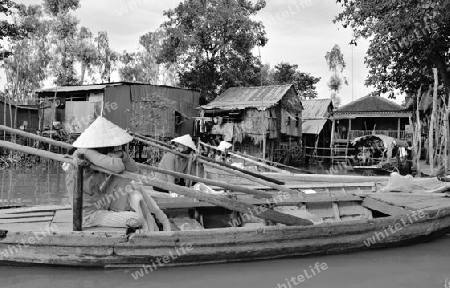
[0, 206, 449, 268]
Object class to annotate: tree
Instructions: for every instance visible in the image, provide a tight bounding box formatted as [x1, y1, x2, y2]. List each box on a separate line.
[3, 4, 50, 102]
[0, 0, 21, 53]
[119, 29, 178, 85]
[158, 0, 268, 101]
[44, 0, 80, 85]
[75, 26, 98, 84]
[272, 62, 321, 99]
[334, 0, 450, 97]
[118, 51, 142, 82]
[325, 44, 347, 107]
[95, 31, 118, 83]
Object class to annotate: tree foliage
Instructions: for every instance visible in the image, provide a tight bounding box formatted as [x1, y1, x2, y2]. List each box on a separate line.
[272, 62, 321, 99]
[325, 44, 347, 106]
[44, 0, 81, 85]
[2, 4, 50, 102]
[95, 31, 118, 83]
[75, 27, 98, 84]
[119, 29, 178, 85]
[335, 0, 450, 97]
[158, 0, 268, 101]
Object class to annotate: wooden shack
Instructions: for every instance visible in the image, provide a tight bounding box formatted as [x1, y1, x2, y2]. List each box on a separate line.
[331, 96, 413, 164]
[198, 84, 302, 161]
[301, 99, 334, 163]
[35, 82, 200, 137]
[0, 99, 39, 133]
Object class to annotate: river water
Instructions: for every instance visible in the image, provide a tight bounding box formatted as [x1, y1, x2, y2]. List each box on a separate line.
[0, 162, 449, 288]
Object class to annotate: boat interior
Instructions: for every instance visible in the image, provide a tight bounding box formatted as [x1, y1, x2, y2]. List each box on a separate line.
[1, 181, 449, 235]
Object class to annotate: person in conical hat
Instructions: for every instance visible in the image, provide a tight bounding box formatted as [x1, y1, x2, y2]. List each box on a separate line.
[153, 134, 197, 196]
[66, 116, 170, 232]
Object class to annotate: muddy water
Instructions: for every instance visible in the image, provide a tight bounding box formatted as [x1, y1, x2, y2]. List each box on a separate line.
[0, 162, 449, 287]
[0, 160, 69, 207]
[0, 235, 449, 288]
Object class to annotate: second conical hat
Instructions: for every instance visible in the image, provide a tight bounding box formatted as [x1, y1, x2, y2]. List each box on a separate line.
[171, 134, 197, 151]
[72, 116, 133, 148]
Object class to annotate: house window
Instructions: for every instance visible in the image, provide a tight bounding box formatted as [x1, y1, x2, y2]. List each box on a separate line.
[295, 114, 299, 127]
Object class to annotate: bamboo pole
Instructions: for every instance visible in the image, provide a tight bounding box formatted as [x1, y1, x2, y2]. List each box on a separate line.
[0, 140, 313, 226]
[234, 151, 310, 174]
[136, 163, 274, 199]
[132, 135, 307, 195]
[132, 134, 286, 185]
[199, 140, 293, 174]
[195, 157, 305, 196]
[229, 152, 292, 175]
[0, 125, 72, 150]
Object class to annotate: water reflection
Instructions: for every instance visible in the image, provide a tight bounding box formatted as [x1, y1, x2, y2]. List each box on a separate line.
[0, 159, 69, 207]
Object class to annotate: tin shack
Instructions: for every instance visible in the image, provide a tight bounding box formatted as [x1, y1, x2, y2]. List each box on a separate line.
[198, 84, 303, 162]
[35, 82, 200, 138]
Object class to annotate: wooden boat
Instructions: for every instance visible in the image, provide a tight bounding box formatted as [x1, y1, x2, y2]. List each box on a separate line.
[1, 191, 450, 268]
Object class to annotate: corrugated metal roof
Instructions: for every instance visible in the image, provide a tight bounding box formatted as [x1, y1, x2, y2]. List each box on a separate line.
[302, 99, 333, 119]
[336, 96, 406, 114]
[36, 84, 108, 93]
[302, 119, 327, 135]
[201, 84, 295, 110]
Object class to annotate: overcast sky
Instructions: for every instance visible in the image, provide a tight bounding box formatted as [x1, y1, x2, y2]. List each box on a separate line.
[8, 0, 402, 105]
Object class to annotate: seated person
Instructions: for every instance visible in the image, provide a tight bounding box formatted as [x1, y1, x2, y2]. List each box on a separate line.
[65, 116, 170, 232]
[153, 134, 197, 196]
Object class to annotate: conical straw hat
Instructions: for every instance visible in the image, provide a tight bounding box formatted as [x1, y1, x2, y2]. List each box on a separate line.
[217, 141, 232, 152]
[72, 116, 133, 148]
[171, 134, 197, 151]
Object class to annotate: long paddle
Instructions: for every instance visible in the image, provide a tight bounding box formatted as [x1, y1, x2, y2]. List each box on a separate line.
[199, 141, 292, 174]
[133, 134, 286, 185]
[136, 163, 274, 199]
[133, 135, 305, 196]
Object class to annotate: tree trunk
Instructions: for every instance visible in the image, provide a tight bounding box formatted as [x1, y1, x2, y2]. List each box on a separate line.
[446, 91, 450, 173]
[80, 62, 86, 85]
[414, 88, 422, 174]
[429, 69, 439, 173]
[435, 57, 450, 96]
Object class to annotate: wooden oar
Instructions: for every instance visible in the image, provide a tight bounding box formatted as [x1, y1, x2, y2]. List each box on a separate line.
[195, 157, 305, 196]
[0, 140, 313, 226]
[234, 151, 311, 174]
[132, 136, 305, 196]
[132, 134, 286, 185]
[136, 163, 274, 199]
[228, 152, 293, 175]
[199, 141, 292, 175]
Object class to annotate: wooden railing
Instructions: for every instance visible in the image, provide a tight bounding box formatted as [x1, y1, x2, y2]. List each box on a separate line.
[334, 130, 412, 140]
